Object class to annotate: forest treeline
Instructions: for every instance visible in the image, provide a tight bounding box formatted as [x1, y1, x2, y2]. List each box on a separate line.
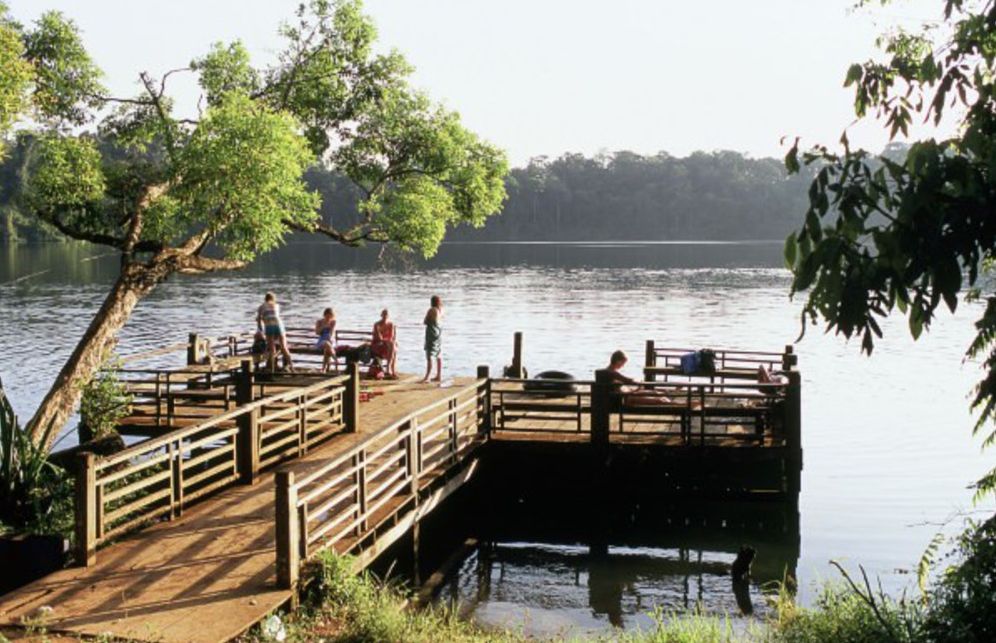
[4, 142, 907, 244]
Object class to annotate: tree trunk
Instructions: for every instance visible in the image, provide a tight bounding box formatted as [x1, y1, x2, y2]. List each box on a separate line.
[27, 261, 166, 450]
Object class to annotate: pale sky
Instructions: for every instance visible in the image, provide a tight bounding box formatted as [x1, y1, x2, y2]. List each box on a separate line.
[9, 0, 955, 165]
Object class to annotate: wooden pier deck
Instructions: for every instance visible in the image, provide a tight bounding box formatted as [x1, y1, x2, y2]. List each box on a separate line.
[0, 334, 802, 642]
[0, 376, 480, 643]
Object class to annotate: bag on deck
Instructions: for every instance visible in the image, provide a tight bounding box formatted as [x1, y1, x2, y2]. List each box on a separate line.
[680, 352, 699, 375]
[680, 349, 717, 375]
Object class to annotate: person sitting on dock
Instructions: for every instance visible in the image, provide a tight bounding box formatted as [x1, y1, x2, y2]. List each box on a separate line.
[606, 350, 672, 405]
[257, 292, 295, 373]
[756, 365, 789, 396]
[315, 307, 337, 372]
[372, 309, 398, 379]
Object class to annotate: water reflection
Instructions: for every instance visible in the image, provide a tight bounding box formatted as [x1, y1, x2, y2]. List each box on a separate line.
[375, 488, 799, 637]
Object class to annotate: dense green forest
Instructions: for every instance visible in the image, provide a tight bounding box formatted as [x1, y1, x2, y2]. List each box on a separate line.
[4, 143, 905, 244]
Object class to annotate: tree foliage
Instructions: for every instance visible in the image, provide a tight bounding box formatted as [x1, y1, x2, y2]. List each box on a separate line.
[784, 0, 996, 496]
[0, 3, 32, 147]
[0, 0, 507, 446]
[447, 149, 819, 242]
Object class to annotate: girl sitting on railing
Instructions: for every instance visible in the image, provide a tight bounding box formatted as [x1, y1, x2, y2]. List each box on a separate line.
[315, 308, 337, 372]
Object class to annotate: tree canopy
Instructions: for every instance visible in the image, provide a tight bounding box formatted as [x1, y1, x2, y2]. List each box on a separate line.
[0, 0, 507, 446]
[784, 0, 996, 497]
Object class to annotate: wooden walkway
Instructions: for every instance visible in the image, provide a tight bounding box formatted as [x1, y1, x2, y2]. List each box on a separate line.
[0, 376, 478, 643]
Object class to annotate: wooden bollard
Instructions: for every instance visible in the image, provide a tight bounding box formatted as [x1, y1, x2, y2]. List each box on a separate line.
[275, 470, 299, 589]
[591, 369, 612, 446]
[236, 360, 260, 485]
[511, 332, 524, 378]
[187, 332, 201, 366]
[74, 452, 97, 567]
[644, 339, 656, 382]
[344, 362, 360, 432]
[476, 365, 491, 435]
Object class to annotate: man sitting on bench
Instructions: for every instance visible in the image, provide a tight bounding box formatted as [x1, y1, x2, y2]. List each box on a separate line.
[607, 350, 672, 406]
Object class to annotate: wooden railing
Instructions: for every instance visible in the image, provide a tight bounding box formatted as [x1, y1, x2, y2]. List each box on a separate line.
[274, 377, 489, 588]
[643, 341, 797, 382]
[75, 366, 356, 566]
[118, 366, 243, 431]
[489, 373, 800, 449]
[490, 378, 593, 434]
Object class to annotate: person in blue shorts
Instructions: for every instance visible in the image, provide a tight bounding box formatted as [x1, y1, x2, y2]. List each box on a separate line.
[256, 292, 294, 372]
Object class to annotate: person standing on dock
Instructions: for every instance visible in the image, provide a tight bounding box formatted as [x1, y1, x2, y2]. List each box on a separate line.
[421, 295, 443, 383]
[257, 292, 295, 373]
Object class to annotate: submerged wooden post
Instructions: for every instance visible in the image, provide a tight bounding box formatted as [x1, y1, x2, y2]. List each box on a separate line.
[591, 369, 612, 446]
[236, 360, 260, 485]
[345, 362, 360, 432]
[785, 370, 802, 494]
[476, 365, 492, 435]
[782, 345, 798, 372]
[187, 333, 201, 366]
[511, 332, 524, 378]
[74, 452, 97, 567]
[644, 340, 656, 381]
[275, 470, 300, 589]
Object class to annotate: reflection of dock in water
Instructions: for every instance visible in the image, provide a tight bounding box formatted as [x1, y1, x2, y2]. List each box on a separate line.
[388, 486, 800, 631]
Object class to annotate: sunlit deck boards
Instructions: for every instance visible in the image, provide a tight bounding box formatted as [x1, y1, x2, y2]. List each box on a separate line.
[0, 377, 477, 643]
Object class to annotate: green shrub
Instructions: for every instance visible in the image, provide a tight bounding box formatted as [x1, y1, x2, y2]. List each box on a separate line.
[78, 358, 131, 441]
[920, 516, 996, 643]
[0, 375, 73, 537]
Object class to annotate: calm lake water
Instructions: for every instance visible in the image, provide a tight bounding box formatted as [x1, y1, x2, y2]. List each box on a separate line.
[1, 240, 993, 636]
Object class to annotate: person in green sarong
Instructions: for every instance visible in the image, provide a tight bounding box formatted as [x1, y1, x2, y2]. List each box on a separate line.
[421, 295, 443, 383]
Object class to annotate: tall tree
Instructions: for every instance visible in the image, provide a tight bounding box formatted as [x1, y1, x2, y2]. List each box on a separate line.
[784, 0, 996, 497]
[1, 0, 507, 449]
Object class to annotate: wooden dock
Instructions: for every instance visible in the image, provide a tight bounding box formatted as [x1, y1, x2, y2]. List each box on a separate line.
[0, 375, 485, 642]
[0, 333, 802, 642]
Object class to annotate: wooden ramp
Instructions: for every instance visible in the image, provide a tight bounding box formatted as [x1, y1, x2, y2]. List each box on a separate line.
[0, 377, 477, 643]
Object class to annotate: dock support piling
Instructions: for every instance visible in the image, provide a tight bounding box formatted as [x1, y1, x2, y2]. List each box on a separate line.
[477, 365, 491, 435]
[785, 370, 802, 494]
[275, 470, 299, 589]
[345, 362, 360, 432]
[782, 345, 797, 371]
[236, 360, 260, 485]
[74, 452, 96, 567]
[591, 369, 612, 446]
[511, 332, 524, 378]
[645, 340, 656, 381]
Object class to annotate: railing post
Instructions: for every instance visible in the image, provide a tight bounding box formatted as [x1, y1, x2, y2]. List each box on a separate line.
[75, 453, 97, 567]
[511, 331, 524, 378]
[298, 392, 308, 456]
[275, 470, 299, 589]
[782, 345, 798, 372]
[406, 419, 420, 496]
[476, 365, 491, 436]
[591, 369, 612, 446]
[644, 340, 656, 382]
[187, 332, 201, 366]
[448, 397, 458, 462]
[344, 362, 360, 432]
[236, 360, 260, 484]
[785, 371, 803, 495]
[357, 450, 368, 532]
